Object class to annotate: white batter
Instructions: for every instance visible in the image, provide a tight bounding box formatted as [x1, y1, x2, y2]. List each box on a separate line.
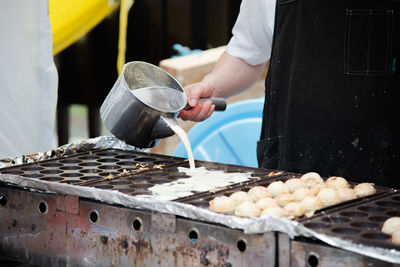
[162, 116, 195, 169]
[148, 166, 252, 201]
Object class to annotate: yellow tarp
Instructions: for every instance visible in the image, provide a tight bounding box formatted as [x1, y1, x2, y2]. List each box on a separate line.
[49, 0, 119, 55]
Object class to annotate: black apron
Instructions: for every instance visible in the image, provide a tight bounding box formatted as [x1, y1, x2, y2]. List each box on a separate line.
[257, 0, 400, 188]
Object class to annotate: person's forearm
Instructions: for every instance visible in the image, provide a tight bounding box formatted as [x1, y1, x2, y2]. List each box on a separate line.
[203, 52, 266, 98]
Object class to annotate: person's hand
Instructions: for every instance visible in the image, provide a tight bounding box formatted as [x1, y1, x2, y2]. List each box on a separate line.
[178, 81, 216, 122]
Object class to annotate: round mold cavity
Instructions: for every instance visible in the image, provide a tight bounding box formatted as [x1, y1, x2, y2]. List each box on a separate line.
[146, 171, 169, 177]
[109, 180, 132, 185]
[94, 185, 114, 189]
[149, 179, 170, 184]
[321, 216, 350, 224]
[251, 172, 267, 177]
[96, 151, 119, 156]
[358, 206, 386, 213]
[225, 168, 244, 173]
[116, 188, 135, 193]
[99, 165, 120, 170]
[60, 166, 82, 171]
[63, 180, 81, 184]
[22, 173, 44, 178]
[387, 210, 400, 217]
[339, 211, 368, 218]
[116, 161, 138, 166]
[60, 159, 82, 164]
[369, 215, 390, 222]
[60, 173, 83, 178]
[361, 232, 391, 240]
[2, 170, 24, 175]
[135, 157, 156, 162]
[130, 183, 153, 189]
[392, 196, 400, 201]
[99, 172, 119, 177]
[97, 158, 119, 163]
[40, 162, 63, 167]
[376, 201, 399, 208]
[78, 155, 100, 160]
[79, 176, 103, 181]
[128, 175, 148, 182]
[79, 162, 101, 167]
[116, 154, 137, 159]
[40, 169, 63, 174]
[21, 166, 44, 171]
[40, 177, 64, 182]
[80, 169, 102, 174]
[331, 227, 361, 234]
[168, 174, 189, 180]
[189, 200, 210, 208]
[350, 221, 379, 229]
[303, 222, 329, 229]
[153, 160, 175, 165]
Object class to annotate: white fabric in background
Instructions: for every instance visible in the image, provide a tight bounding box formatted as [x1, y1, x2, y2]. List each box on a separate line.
[226, 0, 276, 66]
[0, 0, 58, 158]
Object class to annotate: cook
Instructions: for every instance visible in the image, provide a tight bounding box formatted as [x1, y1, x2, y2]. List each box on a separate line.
[178, 0, 400, 189]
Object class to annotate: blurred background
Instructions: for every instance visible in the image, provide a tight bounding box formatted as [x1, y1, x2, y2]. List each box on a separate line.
[53, 0, 265, 157]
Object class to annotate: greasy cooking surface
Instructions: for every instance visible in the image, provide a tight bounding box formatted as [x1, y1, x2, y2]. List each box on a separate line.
[81, 160, 281, 197]
[0, 148, 391, 208]
[0, 149, 185, 185]
[300, 191, 400, 250]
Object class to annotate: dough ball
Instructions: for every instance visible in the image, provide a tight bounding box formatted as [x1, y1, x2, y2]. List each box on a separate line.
[248, 186, 269, 202]
[266, 181, 289, 198]
[354, 183, 376, 198]
[255, 197, 278, 210]
[261, 206, 286, 218]
[293, 187, 313, 201]
[209, 196, 235, 214]
[317, 188, 340, 207]
[284, 202, 305, 219]
[325, 176, 350, 190]
[310, 183, 328, 196]
[285, 178, 307, 193]
[300, 172, 324, 188]
[337, 188, 357, 202]
[234, 201, 261, 218]
[229, 191, 253, 206]
[382, 217, 400, 235]
[300, 196, 323, 217]
[392, 230, 400, 245]
[275, 193, 296, 207]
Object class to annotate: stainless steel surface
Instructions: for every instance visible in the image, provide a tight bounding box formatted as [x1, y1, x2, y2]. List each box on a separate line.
[289, 239, 397, 267]
[0, 185, 276, 266]
[100, 61, 186, 148]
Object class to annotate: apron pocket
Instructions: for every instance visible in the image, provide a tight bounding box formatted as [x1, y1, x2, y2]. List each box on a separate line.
[257, 136, 282, 169]
[344, 9, 396, 75]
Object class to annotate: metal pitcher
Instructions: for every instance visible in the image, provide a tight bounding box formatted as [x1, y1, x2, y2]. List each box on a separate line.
[100, 61, 226, 148]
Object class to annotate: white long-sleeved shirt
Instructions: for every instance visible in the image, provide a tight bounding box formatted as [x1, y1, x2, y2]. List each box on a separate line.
[226, 0, 276, 66]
